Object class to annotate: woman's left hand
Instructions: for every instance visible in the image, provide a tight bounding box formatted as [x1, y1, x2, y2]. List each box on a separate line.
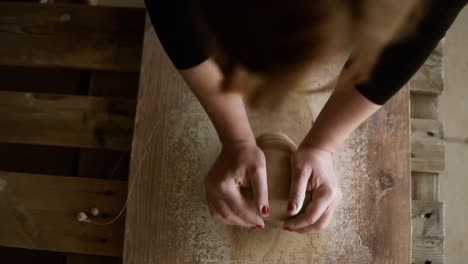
[283, 145, 342, 234]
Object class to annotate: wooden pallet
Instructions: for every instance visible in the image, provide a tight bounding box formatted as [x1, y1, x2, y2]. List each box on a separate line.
[410, 41, 446, 264]
[0, 3, 145, 264]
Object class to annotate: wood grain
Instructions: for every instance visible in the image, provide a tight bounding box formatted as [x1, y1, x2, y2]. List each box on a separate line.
[411, 119, 444, 139]
[411, 134, 445, 173]
[365, 84, 411, 264]
[412, 200, 445, 264]
[124, 19, 411, 264]
[0, 171, 127, 256]
[0, 90, 135, 150]
[0, 3, 145, 71]
[411, 119, 445, 173]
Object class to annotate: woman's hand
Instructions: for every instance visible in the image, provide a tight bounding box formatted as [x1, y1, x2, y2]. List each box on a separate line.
[284, 146, 342, 234]
[205, 141, 270, 229]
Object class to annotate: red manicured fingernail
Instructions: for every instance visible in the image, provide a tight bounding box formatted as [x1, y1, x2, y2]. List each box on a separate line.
[256, 225, 264, 229]
[262, 205, 270, 215]
[287, 202, 296, 212]
[283, 226, 293, 232]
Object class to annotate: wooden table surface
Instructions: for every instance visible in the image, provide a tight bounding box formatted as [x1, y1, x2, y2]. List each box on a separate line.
[124, 19, 411, 264]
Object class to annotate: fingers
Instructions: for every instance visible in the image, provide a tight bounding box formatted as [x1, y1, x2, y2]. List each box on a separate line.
[288, 165, 312, 216]
[294, 203, 337, 234]
[284, 186, 342, 233]
[225, 188, 265, 228]
[285, 187, 332, 230]
[208, 200, 256, 228]
[208, 189, 265, 229]
[248, 166, 270, 216]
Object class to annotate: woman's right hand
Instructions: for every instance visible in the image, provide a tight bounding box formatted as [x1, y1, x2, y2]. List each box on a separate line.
[205, 140, 270, 229]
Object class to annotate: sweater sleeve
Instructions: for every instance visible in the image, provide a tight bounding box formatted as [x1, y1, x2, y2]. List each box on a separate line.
[355, 0, 467, 105]
[144, 0, 208, 70]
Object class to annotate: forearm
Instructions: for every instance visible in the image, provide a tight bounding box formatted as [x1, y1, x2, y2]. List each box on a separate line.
[302, 84, 381, 153]
[305, 0, 468, 153]
[179, 59, 255, 145]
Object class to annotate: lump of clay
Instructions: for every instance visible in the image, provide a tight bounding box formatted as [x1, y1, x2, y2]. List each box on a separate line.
[255, 133, 310, 223]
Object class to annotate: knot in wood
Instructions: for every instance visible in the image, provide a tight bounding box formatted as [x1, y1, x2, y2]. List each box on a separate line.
[379, 171, 394, 190]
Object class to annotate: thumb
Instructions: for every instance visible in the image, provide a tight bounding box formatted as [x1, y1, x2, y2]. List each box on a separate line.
[248, 166, 270, 217]
[288, 165, 311, 216]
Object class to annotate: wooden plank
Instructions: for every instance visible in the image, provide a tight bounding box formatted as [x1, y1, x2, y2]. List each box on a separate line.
[412, 200, 445, 264]
[413, 237, 444, 264]
[412, 200, 444, 238]
[0, 171, 127, 256]
[0, 3, 145, 71]
[411, 136, 445, 173]
[365, 86, 412, 264]
[410, 41, 444, 95]
[412, 172, 439, 201]
[124, 19, 411, 264]
[0, 246, 65, 264]
[0, 91, 135, 150]
[411, 119, 445, 173]
[410, 94, 439, 119]
[411, 118, 444, 139]
[67, 254, 121, 264]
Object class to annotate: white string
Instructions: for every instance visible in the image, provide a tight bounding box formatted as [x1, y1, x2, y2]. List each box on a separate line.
[82, 121, 158, 226]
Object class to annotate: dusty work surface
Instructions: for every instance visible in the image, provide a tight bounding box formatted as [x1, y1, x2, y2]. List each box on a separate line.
[124, 20, 411, 264]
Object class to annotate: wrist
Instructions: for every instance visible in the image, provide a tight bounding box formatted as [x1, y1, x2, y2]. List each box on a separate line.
[300, 128, 340, 155]
[299, 143, 335, 157]
[220, 133, 256, 149]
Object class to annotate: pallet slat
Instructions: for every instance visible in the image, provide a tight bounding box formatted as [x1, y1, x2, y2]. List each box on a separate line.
[411, 136, 445, 173]
[410, 41, 444, 95]
[410, 39, 445, 264]
[412, 200, 445, 264]
[411, 118, 444, 139]
[0, 171, 127, 256]
[411, 119, 445, 173]
[0, 91, 135, 150]
[0, 3, 145, 71]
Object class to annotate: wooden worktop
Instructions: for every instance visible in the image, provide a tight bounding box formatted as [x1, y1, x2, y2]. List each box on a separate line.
[123, 19, 411, 264]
